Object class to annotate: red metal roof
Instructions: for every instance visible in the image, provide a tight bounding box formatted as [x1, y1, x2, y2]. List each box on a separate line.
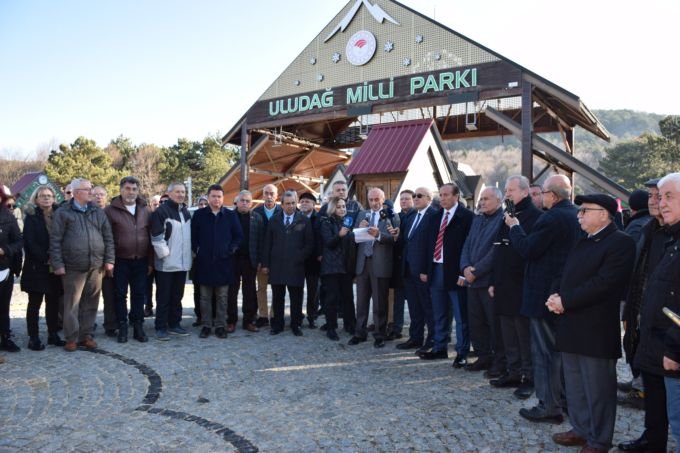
[346, 119, 434, 175]
[10, 172, 42, 196]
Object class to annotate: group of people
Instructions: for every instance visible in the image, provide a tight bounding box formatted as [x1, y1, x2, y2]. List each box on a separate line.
[1, 171, 680, 453]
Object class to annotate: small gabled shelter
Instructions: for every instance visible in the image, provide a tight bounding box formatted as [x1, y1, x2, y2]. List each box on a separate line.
[10, 172, 64, 208]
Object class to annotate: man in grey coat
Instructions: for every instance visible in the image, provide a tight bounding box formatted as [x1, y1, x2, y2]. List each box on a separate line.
[50, 178, 115, 352]
[349, 187, 399, 348]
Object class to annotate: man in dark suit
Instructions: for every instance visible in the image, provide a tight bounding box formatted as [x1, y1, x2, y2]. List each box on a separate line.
[547, 194, 635, 452]
[253, 184, 282, 327]
[417, 183, 473, 363]
[261, 190, 313, 336]
[488, 175, 543, 399]
[298, 192, 323, 328]
[395, 187, 437, 353]
[505, 174, 581, 424]
[349, 187, 398, 348]
[388, 189, 415, 339]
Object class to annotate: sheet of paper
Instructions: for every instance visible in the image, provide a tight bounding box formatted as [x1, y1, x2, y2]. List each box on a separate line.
[353, 227, 375, 244]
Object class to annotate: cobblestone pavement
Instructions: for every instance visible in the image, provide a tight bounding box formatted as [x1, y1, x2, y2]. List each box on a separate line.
[0, 284, 659, 452]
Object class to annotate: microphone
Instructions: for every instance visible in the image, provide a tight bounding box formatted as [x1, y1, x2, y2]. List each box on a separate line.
[342, 215, 354, 229]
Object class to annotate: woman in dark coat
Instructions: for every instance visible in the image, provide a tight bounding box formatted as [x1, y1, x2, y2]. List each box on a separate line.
[320, 197, 356, 341]
[21, 186, 64, 350]
[0, 185, 23, 353]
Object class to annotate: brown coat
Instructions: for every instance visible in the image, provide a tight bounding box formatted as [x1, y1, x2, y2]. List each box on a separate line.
[104, 196, 152, 264]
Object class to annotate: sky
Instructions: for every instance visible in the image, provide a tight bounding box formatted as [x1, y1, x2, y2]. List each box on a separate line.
[1, 0, 678, 158]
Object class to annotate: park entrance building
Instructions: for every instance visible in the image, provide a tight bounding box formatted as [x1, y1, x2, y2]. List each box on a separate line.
[220, 0, 628, 205]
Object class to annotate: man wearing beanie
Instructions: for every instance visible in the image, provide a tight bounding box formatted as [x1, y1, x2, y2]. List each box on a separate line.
[547, 194, 635, 452]
[625, 189, 651, 243]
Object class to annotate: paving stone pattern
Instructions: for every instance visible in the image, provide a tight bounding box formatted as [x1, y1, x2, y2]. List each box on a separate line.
[0, 284, 659, 452]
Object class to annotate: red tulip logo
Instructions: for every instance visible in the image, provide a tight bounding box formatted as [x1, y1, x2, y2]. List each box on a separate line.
[355, 39, 367, 48]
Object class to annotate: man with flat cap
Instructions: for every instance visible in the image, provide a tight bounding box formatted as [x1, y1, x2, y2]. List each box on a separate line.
[547, 194, 635, 452]
[298, 192, 323, 327]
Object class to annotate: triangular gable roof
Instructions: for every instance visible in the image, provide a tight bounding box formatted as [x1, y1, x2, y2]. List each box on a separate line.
[10, 172, 42, 196]
[346, 119, 433, 175]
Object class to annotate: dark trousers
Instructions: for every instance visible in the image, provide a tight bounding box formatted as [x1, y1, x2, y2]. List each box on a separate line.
[562, 352, 617, 450]
[271, 284, 303, 331]
[26, 290, 60, 337]
[154, 270, 186, 330]
[430, 264, 468, 355]
[499, 314, 532, 377]
[113, 257, 148, 324]
[391, 285, 405, 334]
[305, 271, 320, 321]
[403, 269, 433, 346]
[146, 272, 155, 310]
[0, 275, 12, 335]
[102, 276, 116, 330]
[227, 255, 258, 326]
[321, 273, 354, 331]
[530, 317, 564, 416]
[641, 371, 668, 451]
[468, 286, 506, 371]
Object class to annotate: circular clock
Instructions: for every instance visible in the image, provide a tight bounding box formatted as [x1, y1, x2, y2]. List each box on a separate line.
[38, 175, 48, 184]
[345, 30, 377, 66]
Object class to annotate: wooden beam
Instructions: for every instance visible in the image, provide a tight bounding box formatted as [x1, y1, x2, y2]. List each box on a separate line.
[521, 82, 534, 181]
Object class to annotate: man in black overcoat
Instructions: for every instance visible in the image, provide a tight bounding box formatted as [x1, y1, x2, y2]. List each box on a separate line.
[546, 194, 635, 452]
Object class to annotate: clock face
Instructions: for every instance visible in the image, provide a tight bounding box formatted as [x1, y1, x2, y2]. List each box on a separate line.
[38, 175, 48, 184]
[345, 30, 377, 66]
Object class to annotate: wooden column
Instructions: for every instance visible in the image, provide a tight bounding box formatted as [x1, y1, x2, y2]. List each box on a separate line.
[521, 82, 533, 181]
[566, 127, 575, 193]
[240, 123, 250, 190]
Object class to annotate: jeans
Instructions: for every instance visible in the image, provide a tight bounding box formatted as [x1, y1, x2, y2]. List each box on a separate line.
[429, 264, 468, 355]
[529, 317, 564, 416]
[665, 376, 680, 453]
[154, 271, 186, 330]
[113, 257, 148, 324]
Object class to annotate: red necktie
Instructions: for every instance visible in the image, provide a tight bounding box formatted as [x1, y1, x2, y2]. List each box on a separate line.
[433, 212, 449, 261]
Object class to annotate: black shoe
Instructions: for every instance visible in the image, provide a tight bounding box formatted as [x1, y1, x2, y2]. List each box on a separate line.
[374, 338, 385, 348]
[308, 319, 317, 329]
[396, 339, 423, 350]
[344, 325, 355, 335]
[490, 373, 522, 388]
[367, 324, 375, 332]
[270, 328, 282, 335]
[465, 360, 491, 372]
[483, 368, 504, 379]
[0, 335, 20, 352]
[117, 324, 128, 343]
[390, 332, 403, 340]
[519, 406, 563, 424]
[319, 323, 328, 331]
[617, 437, 650, 452]
[415, 345, 431, 355]
[452, 356, 468, 368]
[215, 327, 227, 339]
[132, 322, 148, 342]
[256, 317, 270, 328]
[514, 376, 534, 399]
[327, 329, 339, 341]
[617, 380, 634, 393]
[192, 319, 202, 327]
[47, 333, 66, 347]
[419, 350, 448, 360]
[144, 306, 154, 317]
[28, 336, 45, 351]
[348, 336, 366, 345]
[105, 329, 117, 338]
[199, 327, 211, 338]
[291, 326, 303, 337]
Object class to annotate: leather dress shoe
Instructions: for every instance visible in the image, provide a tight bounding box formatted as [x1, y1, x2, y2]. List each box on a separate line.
[192, 319, 202, 327]
[226, 324, 236, 334]
[519, 406, 563, 424]
[396, 339, 423, 350]
[415, 344, 432, 354]
[64, 341, 77, 352]
[308, 319, 317, 329]
[452, 356, 468, 368]
[552, 430, 586, 447]
[199, 327, 211, 338]
[105, 329, 117, 338]
[28, 337, 45, 351]
[243, 323, 259, 333]
[348, 336, 367, 345]
[490, 373, 522, 388]
[270, 328, 282, 335]
[617, 437, 651, 452]
[465, 359, 491, 372]
[326, 329, 339, 341]
[291, 326, 303, 337]
[419, 350, 448, 360]
[255, 317, 269, 328]
[78, 336, 97, 350]
[374, 338, 385, 348]
[215, 327, 227, 339]
[483, 368, 503, 379]
[514, 376, 534, 399]
[47, 333, 66, 347]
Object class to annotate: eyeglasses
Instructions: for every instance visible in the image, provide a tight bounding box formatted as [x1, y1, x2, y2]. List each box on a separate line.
[541, 190, 553, 195]
[414, 193, 428, 199]
[65, 191, 72, 195]
[39, 194, 53, 198]
[6, 204, 14, 209]
[577, 207, 606, 214]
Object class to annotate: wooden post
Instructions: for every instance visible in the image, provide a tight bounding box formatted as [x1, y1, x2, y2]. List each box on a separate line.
[240, 122, 250, 190]
[521, 82, 533, 181]
[566, 127, 575, 193]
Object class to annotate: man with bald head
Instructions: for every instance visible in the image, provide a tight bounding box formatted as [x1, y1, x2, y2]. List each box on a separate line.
[505, 174, 581, 424]
[349, 187, 399, 348]
[253, 184, 282, 327]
